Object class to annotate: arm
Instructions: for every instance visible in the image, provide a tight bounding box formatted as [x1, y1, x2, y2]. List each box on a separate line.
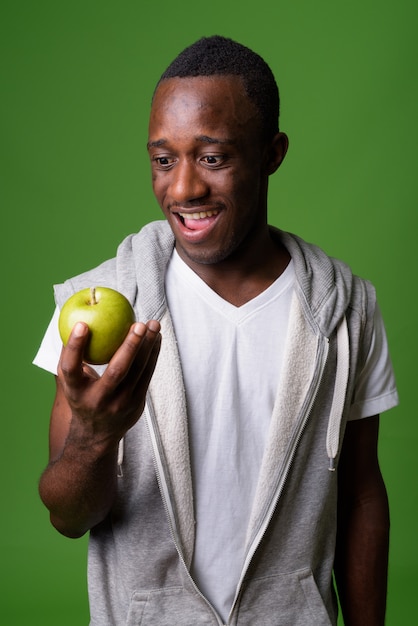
[334, 415, 390, 626]
[38, 319, 161, 538]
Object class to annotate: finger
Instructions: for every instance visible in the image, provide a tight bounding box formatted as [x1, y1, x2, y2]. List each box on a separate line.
[118, 331, 162, 428]
[146, 319, 161, 334]
[131, 331, 162, 408]
[128, 321, 162, 385]
[58, 322, 90, 385]
[100, 322, 158, 391]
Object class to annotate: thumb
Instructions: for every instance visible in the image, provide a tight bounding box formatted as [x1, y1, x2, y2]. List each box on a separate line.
[59, 322, 90, 383]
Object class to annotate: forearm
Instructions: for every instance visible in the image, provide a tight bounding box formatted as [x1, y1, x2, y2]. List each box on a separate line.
[39, 320, 161, 538]
[335, 489, 390, 626]
[39, 425, 119, 538]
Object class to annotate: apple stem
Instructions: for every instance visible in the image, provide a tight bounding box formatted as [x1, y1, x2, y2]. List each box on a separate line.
[90, 287, 97, 305]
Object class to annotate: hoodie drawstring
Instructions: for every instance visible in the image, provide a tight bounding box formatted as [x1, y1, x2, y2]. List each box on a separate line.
[326, 315, 349, 471]
[117, 438, 124, 477]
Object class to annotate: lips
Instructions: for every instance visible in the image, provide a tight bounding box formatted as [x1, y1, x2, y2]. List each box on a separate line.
[175, 209, 220, 233]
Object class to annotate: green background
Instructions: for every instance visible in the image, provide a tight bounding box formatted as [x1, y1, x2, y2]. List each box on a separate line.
[1, 0, 416, 623]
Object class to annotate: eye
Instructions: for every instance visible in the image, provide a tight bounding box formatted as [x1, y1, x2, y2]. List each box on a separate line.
[152, 156, 175, 169]
[201, 154, 224, 167]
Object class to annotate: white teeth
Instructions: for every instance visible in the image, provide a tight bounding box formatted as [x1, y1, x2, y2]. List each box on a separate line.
[179, 210, 219, 220]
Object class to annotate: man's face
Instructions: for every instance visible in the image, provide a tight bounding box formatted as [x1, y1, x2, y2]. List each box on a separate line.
[148, 75, 273, 267]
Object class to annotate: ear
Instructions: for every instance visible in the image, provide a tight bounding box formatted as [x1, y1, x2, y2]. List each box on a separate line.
[265, 132, 289, 175]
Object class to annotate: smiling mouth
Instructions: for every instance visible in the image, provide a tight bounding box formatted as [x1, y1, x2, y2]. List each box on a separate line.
[178, 210, 219, 221]
[175, 209, 221, 232]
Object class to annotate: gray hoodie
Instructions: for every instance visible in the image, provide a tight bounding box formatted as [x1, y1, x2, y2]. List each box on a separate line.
[54, 221, 376, 626]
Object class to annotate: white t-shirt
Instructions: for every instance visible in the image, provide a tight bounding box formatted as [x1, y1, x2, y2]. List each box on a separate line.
[165, 251, 295, 620]
[33, 250, 399, 622]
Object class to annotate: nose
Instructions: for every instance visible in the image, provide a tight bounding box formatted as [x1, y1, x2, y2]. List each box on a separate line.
[168, 159, 209, 204]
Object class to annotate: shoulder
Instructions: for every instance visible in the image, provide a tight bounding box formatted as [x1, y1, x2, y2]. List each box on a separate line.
[53, 220, 175, 313]
[53, 257, 119, 309]
[273, 228, 376, 337]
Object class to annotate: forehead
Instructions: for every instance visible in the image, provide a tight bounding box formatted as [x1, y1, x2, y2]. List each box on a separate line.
[149, 76, 259, 139]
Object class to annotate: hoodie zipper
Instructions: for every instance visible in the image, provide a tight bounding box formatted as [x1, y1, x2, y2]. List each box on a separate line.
[145, 335, 329, 626]
[145, 400, 226, 626]
[226, 335, 330, 623]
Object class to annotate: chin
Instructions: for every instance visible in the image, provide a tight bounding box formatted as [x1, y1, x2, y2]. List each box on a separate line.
[178, 246, 226, 266]
[177, 237, 245, 268]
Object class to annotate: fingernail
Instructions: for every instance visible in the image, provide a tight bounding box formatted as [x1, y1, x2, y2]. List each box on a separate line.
[148, 320, 161, 333]
[132, 322, 145, 336]
[73, 322, 87, 337]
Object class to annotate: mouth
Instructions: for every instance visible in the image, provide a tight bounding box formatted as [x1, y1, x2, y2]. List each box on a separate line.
[175, 209, 220, 232]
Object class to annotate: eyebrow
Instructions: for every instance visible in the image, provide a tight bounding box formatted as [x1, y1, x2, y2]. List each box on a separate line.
[147, 135, 236, 150]
[196, 135, 236, 146]
[147, 138, 167, 150]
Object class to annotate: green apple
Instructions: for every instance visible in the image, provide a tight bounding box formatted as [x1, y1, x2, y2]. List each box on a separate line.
[58, 286, 136, 364]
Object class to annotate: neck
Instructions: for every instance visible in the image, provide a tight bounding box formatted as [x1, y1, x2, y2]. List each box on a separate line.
[177, 227, 290, 307]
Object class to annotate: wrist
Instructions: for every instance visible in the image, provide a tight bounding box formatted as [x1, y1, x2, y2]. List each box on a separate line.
[65, 414, 121, 461]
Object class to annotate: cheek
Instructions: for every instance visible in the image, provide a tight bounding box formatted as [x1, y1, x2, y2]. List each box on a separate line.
[151, 174, 166, 203]
[231, 172, 261, 203]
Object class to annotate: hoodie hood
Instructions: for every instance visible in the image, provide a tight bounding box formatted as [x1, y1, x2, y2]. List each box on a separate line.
[276, 228, 354, 338]
[125, 221, 356, 338]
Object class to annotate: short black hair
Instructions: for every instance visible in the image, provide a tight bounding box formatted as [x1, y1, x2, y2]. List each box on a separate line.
[156, 35, 280, 140]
